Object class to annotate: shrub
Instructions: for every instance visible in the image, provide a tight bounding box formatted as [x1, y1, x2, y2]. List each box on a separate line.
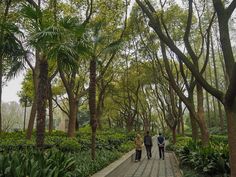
[210, 135, 228, 144]
[74, 150, 121, 177]
[0, 148, 78, 177]
[59, 138, 81, 152]
[118, 141, 134, 152]
[46, 130, 67, 137]
[176, 139, 229, 176]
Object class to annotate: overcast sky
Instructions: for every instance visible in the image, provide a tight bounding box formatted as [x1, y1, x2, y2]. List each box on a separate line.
[2, 73, 23, 103]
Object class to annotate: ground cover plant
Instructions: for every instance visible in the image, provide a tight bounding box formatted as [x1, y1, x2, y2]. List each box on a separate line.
[167, 136, 230, 177]
[0, 127, 136, 177]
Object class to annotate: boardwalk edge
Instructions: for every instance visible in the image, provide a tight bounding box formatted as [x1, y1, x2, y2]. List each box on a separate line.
[91, 149, 135, 177]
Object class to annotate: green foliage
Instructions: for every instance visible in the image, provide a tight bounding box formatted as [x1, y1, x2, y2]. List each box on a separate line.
[59, 138, 81, 152]
[0, 148, 77, 177]
[0, 148, 120, 177]
[48, 130, 67, 136]
[118, 141, 135, 152]
[0, 128, 134, 177]
[74, 150, 121, 177]
[210, 135, 228, 144]
[209, 127, 227, 135]
[172, 136, 230, 176]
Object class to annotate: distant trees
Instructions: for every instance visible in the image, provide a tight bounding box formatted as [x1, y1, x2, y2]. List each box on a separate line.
[2, 102, 25, 132]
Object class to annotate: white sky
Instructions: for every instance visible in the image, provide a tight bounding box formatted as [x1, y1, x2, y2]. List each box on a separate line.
[2, 73, 23, 103]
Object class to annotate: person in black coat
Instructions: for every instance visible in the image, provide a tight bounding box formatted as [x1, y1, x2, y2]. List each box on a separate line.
[144, 131, 153, 159]
[157, 133, 165, 160]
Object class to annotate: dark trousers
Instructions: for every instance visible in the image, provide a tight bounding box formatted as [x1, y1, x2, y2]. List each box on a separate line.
[158, 146, 165, 159]
[145, 145, 152, 159]
[135, 150, 142, 161]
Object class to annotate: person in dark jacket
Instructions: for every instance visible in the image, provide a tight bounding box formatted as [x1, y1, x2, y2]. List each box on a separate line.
[157, 133, 165, 160]
[144, 131, 153, 159]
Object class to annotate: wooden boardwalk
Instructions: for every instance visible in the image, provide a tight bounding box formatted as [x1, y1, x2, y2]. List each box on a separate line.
[92, 139, 182, 177]
[120, 143, 182, 177]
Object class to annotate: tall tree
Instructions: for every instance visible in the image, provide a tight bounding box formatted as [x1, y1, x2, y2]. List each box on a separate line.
[136, 0, 236, 175]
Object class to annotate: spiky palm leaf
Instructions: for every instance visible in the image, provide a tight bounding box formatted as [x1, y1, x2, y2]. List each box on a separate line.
[0, 22, 26, 80]
[31, 24, 88, 70]
[20, 4, 42, 22]
[21, 4, 90, 73]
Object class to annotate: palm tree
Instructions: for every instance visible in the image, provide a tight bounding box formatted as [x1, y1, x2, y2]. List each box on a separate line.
[0, 0, 26, 133]
[22, 0, 91, 146]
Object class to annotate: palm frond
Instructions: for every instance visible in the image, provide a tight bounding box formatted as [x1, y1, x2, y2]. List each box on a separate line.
[29, 25, 62, 48]
[20, 3, 42, 21]
[48, 43, 79, 72]
[59, 16, 86, 38]
[5, 58, 25, 80]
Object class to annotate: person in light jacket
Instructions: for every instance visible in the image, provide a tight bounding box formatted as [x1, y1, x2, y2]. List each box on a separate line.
[134, 134, 143, 162]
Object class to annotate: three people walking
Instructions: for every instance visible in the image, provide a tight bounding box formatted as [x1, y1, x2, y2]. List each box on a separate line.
[134, 131, 165, 162]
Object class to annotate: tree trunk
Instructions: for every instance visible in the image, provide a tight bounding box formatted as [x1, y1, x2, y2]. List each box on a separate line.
[180, 113, 184, 135]
[225, 104, 236, 177]
[211, 35, 224, 132]
[108, 117, 111, 128]
[210, 65, 217, 123]
[97, 79, 106, 130]
[26, 52, 39, 139]
[26, 100, 37, 139]
[76, 103, 79, 131]
[126, 116, 134, 132]
[205, 88, 211, 127]
[143, 117, 149, 133]
[89, 58, 97, 160]
[172, 127, 176, 144]
[67, 97, 77, 137]
[190, 112, 198, 141]
[0, 56, 2, 134]
[23, 100, 27, 131]
[36, 57, 48, 147]
[218, 101, 224, 132]
[196, 83, 209, 145]
[48, 82, 53, 133]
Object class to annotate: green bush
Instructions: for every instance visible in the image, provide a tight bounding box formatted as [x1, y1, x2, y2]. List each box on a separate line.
[74, 150, 121, 177]
[46, 130, 67, 137]
[210, 135, 228, 144]
[168, 136, 230, 176]
[176, 139, 229, 176]
[208, 127, 227, 135]
[59, 138, 81, 152]
[0, 128, 138, 176]
[166, 136, 192, 151]
[0, 148, 122, 177]
[0, 148, 78, 177]
[118, 141, 134, 152]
